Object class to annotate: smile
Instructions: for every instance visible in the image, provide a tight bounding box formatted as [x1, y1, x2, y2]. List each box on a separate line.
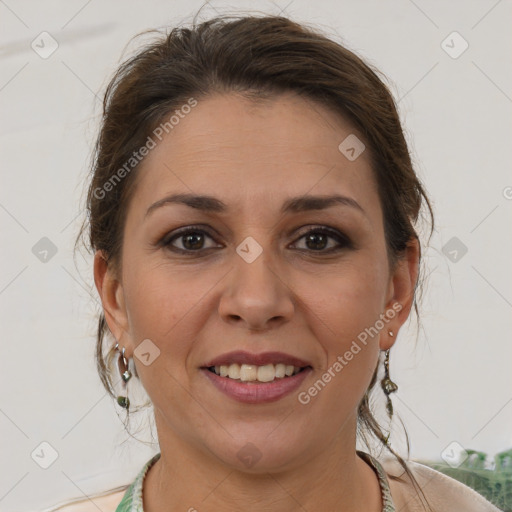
[201, 365, 312, 404]
[208, 363, 305, 382]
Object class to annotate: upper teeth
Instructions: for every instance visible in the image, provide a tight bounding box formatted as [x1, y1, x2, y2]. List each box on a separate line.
[212, 363, 302, 382]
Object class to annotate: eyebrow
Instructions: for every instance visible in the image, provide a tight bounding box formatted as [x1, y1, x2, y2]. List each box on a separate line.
[145, 193, 366, 218]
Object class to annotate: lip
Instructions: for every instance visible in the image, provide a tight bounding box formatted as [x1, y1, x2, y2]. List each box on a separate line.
[200, 366, 312, 404]
[202, 350, 312, 368]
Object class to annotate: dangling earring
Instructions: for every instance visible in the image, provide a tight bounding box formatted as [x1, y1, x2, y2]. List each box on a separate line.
[380, 331, 398, 420]
[115, 342, 132, 409]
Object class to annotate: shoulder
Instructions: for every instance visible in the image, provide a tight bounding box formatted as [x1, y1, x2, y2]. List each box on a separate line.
[378, 456, 501, 512]
[48, 487, 128, 512]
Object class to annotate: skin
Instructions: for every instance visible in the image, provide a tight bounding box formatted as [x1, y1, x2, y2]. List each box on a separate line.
[94, 92, 419, 511]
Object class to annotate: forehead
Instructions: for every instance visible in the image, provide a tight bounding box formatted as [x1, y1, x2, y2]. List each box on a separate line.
[129, 92, 381, 221]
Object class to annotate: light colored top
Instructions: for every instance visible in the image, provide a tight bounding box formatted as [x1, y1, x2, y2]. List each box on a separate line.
[50, 451, 502, 512]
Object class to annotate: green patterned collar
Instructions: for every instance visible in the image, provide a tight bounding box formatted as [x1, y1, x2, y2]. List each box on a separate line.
[358, 450, 396, 512]
[115, 450, 395, 511]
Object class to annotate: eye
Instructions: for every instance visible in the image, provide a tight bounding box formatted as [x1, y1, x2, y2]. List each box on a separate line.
[291, 227, 352, 253]
[160, 225, 352, 254]
[161, 226, 219, 253]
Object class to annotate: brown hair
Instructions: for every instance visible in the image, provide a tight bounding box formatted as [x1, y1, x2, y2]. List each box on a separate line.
[76, 11, 435, 510]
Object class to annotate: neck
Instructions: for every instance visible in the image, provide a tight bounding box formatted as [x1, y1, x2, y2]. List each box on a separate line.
[143, 411, 382, 512]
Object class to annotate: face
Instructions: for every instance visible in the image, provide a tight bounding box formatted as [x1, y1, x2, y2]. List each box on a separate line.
[95, 92, 418, 473]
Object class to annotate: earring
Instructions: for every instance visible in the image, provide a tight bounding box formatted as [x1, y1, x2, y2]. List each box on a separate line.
[380, 331, 398, 420]
[115, 343, 132, 409]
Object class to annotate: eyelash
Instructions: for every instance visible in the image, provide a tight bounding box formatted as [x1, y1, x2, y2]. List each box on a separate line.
[159, 224, 353, 255]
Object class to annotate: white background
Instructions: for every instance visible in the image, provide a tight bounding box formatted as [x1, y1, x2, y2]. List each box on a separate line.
[1, 1, 511, 511]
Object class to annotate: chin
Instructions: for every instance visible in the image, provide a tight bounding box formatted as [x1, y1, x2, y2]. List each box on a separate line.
[205, 432, 308, 474]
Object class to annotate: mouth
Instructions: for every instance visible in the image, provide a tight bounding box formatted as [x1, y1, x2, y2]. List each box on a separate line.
[200, 350, 312, 383]
[199, 351, 313, 404]
[205, 363, 309, 383]
[200, 365, 312, 404]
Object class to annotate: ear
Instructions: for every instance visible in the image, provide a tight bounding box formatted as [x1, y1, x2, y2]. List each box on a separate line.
[380, 237, 420, 351]
[93, 250, 130, 351]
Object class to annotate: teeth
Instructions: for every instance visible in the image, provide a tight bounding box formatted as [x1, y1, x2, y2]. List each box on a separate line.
[211, 363, 303, 382]
[240, 364, 257, 381]
[257, 364, 275, 382]
[228, 363, 240, 380]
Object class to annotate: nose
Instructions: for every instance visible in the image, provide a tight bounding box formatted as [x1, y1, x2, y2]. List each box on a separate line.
[218, 246, 295, 332]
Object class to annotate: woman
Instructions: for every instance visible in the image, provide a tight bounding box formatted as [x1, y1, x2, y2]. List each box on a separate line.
[66, 12, 500, 512]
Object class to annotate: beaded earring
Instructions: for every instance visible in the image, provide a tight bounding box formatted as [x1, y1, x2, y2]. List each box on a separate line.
[380, 331, 398, 420]
[115, 343, 132, 409]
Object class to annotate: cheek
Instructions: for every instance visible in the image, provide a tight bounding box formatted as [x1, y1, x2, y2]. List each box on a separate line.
[122, 256, 219, 359]
[125, 275, 176, 337]
[121, 266, 201, 401]
[123, 245, 194, 330]
[307, 255, 388, 338]
[299, 258, 386, 400]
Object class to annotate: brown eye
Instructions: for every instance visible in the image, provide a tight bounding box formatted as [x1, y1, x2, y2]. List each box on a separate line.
[160, 225, 352, 255]
[162, 227, 219, 253]
[292, 227, 352, 253]
[179, 232, 207, 250]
